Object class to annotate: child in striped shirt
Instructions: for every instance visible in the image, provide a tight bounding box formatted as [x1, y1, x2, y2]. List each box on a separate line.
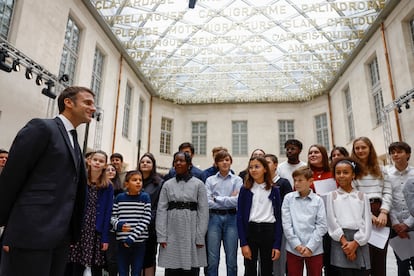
[111, 170, 152, 276]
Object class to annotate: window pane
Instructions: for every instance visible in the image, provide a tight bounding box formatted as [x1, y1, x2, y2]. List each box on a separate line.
[192, 122, 207, 155]
[91, 48, 105, 105]
[160, 118, 172, 154]
[279, 120, 294, 154]
[232, 121, 248, 155]
[122, 85, 132, 138]
[59, 17, 80, 86]
[0, 0, 14, 40]
[315, 114, 329, 149]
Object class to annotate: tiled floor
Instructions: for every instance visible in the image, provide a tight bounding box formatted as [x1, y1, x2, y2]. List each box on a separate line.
[155, 245, 413, 275]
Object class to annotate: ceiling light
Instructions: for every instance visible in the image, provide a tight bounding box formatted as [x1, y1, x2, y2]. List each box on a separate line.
[41, 80, 56, 99]
[397, 104, 402, 114]
[12, 59, 20, 72]
[35, 74, 43, 86]
[405, 101, 410, 109]
[25, 67, 33, 79]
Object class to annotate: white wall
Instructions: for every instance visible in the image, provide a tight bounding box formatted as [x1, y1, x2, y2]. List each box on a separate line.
[1, 0, 414, 176]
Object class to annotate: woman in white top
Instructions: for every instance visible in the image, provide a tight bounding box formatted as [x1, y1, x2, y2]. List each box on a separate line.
[351, 137, 391, 276]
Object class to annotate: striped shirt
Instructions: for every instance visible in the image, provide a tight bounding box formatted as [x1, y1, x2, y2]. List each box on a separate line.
[111, 192, 152, 245]
[354, 172, 392, 212]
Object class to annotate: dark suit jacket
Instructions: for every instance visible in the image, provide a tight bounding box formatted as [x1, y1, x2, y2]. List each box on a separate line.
[0, 117, 87, 249]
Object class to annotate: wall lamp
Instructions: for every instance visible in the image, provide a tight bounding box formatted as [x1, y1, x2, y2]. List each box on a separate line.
[1, 39, 67, 100]
[25, 67, 33, 79]
[35, 74, 43, 86]
[59, 74, 69, 83]
[189, 0, 196, 8]
[41, 80, 56, 99]
[0, 49, 12, 72]
[12, 59, 20, 71]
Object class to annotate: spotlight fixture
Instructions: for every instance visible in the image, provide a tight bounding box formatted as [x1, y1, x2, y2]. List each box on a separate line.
[189, 0, 196, 8]
[41, 80, 56, 99]
[12, 59, 20, 72]
[0, 49, 12, 72]
[35, 74, 43, 86]
[397, 104, 403, 114]
[59, 74, 69, 83]
[405, 101, 410, 109]
[25, 67, 33, 79]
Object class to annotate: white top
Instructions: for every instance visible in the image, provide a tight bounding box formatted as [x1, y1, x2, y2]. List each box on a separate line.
[384, 165, 414, 227]
[249, 182, 275, 223]
[326, 187, 372, 246]
[354, 172, 392, 212]
[276, 160, 307, 188]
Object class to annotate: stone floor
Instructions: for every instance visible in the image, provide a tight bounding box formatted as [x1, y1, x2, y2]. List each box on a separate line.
[155, 245, 413, 275]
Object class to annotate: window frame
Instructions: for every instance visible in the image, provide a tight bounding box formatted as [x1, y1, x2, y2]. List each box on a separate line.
[278, 120, 295, 154]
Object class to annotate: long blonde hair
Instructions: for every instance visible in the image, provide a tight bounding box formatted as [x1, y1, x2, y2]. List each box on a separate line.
[351, 137, 382, 179]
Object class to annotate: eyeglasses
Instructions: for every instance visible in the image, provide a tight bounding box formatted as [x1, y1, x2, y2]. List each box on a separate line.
[106, 167, 116, 172]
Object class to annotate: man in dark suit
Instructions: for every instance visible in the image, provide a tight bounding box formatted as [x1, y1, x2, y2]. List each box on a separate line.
[0, 86, 96, 276]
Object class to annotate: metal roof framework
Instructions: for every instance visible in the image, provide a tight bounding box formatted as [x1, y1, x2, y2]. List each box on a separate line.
[88, 0, 391, 104]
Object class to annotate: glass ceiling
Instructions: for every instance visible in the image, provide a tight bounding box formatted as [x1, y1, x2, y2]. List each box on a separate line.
[89, 0, 389, 104]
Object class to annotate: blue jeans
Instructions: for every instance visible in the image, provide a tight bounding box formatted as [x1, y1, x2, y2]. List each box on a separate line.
[117, 242, 146, 276]
[206, 213, 238, 276]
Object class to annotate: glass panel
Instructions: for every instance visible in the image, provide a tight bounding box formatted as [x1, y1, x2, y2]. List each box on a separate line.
[0, 0, 14, 40]
[160, 118, 172, 154]
[279, 120, 294, 154]
[122, 85, 132, 138]
[232, 121, 247, 155]
[89, 0, 389, 104]
[59, 17, 81, 86]
[192, 122, 207, 155]
[91, 48, 105, 104]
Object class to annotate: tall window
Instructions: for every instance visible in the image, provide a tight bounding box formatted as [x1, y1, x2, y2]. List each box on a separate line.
[137, 98, 144, 145]
[344, 88, 355, 141]
[122, 84, 132, 138]
[369, 57, 384, 125]
[410, 18, 414, 50]
[59, 17, 80, 86]
[232, 121, 248, 156]
[192, 122, 207, 155]
[160, 118, 172, 154]
[279, 120, 294, 154]
[91, 48, 104, 105]
[0, 0, 14, 40]
[315, 113, 330, 149]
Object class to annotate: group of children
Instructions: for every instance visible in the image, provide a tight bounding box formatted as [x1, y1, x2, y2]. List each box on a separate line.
[65, 150, 152, 276]
[65, 137, 414, 276]
[238, 155, 371, 276]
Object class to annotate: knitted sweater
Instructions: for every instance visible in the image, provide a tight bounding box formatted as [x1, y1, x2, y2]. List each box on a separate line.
[111, 191, 152, 245]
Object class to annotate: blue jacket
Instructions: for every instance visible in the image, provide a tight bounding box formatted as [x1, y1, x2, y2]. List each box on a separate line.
[237, 185, 282, 250]
[93, 184, 114, 243]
